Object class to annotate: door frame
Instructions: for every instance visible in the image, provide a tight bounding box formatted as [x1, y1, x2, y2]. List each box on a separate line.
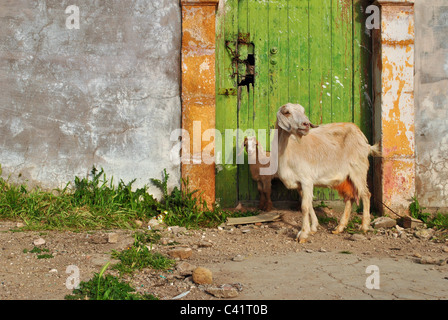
[180, 0, 416, 215]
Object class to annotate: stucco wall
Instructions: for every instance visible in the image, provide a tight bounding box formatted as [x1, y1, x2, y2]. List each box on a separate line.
[0, 0, 181, 198]
[415, 0, 448, 207]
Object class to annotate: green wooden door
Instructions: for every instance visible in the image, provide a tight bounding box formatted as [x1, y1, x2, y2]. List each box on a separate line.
[216, 0, 372, 208]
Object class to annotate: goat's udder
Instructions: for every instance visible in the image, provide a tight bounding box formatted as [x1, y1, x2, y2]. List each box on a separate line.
[333, 178, 359, 205]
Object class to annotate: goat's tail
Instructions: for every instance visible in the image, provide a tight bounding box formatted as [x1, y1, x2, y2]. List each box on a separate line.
[369, 143, 381, 157]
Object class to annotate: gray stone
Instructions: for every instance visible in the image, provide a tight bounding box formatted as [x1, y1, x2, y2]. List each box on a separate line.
[107, 233, 118, 244]
[372, 217, 397, 229]
[176, 261, 196, 276]
[33, 238, 46, 246]
[168, 247, 193, 260]
[414, 228, 435, 240]
[206, 284, 239, 299]
[349, 233, 367, 241]
[232, 254, 245, 262]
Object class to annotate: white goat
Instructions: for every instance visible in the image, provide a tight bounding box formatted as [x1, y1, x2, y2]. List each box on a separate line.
[243, 136, 277, 211]
[275, 103, 380, 243]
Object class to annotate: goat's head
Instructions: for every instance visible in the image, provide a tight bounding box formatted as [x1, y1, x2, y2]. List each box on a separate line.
[243, 136, 258, 155]
[276, 103, 318, 137]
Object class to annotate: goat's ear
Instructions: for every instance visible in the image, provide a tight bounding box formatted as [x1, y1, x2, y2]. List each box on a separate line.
[276, 111, 291, 132]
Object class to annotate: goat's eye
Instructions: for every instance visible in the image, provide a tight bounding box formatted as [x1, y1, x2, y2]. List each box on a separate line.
[283, 111, 290, 115]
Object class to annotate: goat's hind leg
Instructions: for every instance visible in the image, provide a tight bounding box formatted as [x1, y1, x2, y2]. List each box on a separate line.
[360, 190, 371, 233]
[332, 199, 352, 234]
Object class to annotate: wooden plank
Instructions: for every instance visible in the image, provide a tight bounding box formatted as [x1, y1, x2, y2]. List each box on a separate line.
[331, 0, 353, 124]
[225, 212, 281, 226]
[308, 0, 332, 127]
[353, 0, 373, 143]
[249, 0, 270, 199]
[297, 0, 311, 111]
[309, 0, 335, 201]
[288, 0, 301, 106]
[215, 0, 239, 208]
[237, 0, 250, 202]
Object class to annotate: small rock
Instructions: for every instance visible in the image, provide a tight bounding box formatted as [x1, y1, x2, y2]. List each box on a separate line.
[33, 238, 46, 246]
[319, 247, 327, 253]
[134, 220, 143, 228]
[16, 222, 25, 228]
[192, 267, 213, 285]
[314, 206, 334, 218]
[197, 240, 213, 248]
[372, 217, 397, 229]
[49, 269, 58, 274]
[305, 249, 314, 253]
[176, 261, 196, 276]
[107, 233, 118, 244]
[442, 246, 448, 253]
[232, 254, 245, 262]
[90, 254, 120, 267]
[414, 228, 434, 240]
[168, 247, 193, 260]
[349, 233, 367, 241]
[169, 226, 187, 235]
[206, 284, 239, 298]
[418, 256, 446, 266]
[148, 218, 163, 230]
[88, 234, 108, 244]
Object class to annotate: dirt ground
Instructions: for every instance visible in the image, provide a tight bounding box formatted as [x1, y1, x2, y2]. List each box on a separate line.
[1, 206, 448, 300]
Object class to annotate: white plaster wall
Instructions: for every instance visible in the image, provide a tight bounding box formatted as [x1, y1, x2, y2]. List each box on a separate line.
[0, 0, 181, 198]
[415, 0, 448, 207]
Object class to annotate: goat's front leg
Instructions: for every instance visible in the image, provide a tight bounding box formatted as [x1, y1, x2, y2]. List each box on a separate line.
[295, 184, 313, 243]
[309, 206, 319, 234]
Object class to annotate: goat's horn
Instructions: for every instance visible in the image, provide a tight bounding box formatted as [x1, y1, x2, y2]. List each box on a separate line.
[310, 123, 319, 128]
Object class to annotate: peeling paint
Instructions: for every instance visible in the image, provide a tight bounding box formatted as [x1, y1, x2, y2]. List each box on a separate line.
[373, 2, 415, 214]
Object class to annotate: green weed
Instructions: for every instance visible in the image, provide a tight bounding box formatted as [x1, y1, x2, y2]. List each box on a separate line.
[409, 197, 448, 229]
[65, 263, 157, 300]
[111, 231, 175, 274]
[0, 166, 256, 231]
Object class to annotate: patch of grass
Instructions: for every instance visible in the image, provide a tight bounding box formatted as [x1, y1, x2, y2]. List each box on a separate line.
[317, 216, 337, 225]
[0, 167, 161, 231]
[111, 231, 175, 274]
[409, 197, 448, 230]
[150, 169, 255, 229]
[346, 216, 362, 234]
[65, 263, 158, 300]
[23, 246, 53, 259]
[339, 250, 352, 254]
[0, 165, 256, 231]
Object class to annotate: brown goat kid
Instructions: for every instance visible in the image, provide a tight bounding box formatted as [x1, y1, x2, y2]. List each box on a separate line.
[243, 136, 277, 212]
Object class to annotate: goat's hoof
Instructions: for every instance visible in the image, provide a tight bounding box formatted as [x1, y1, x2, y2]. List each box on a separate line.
[360, 225, 370, 233]
[332, 229, 341, 235]
[298, 238, 308, 244]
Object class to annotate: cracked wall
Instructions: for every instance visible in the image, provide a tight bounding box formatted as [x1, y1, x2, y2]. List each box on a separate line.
[0, 0, 181, 197]
[415, 0, 448, 207]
